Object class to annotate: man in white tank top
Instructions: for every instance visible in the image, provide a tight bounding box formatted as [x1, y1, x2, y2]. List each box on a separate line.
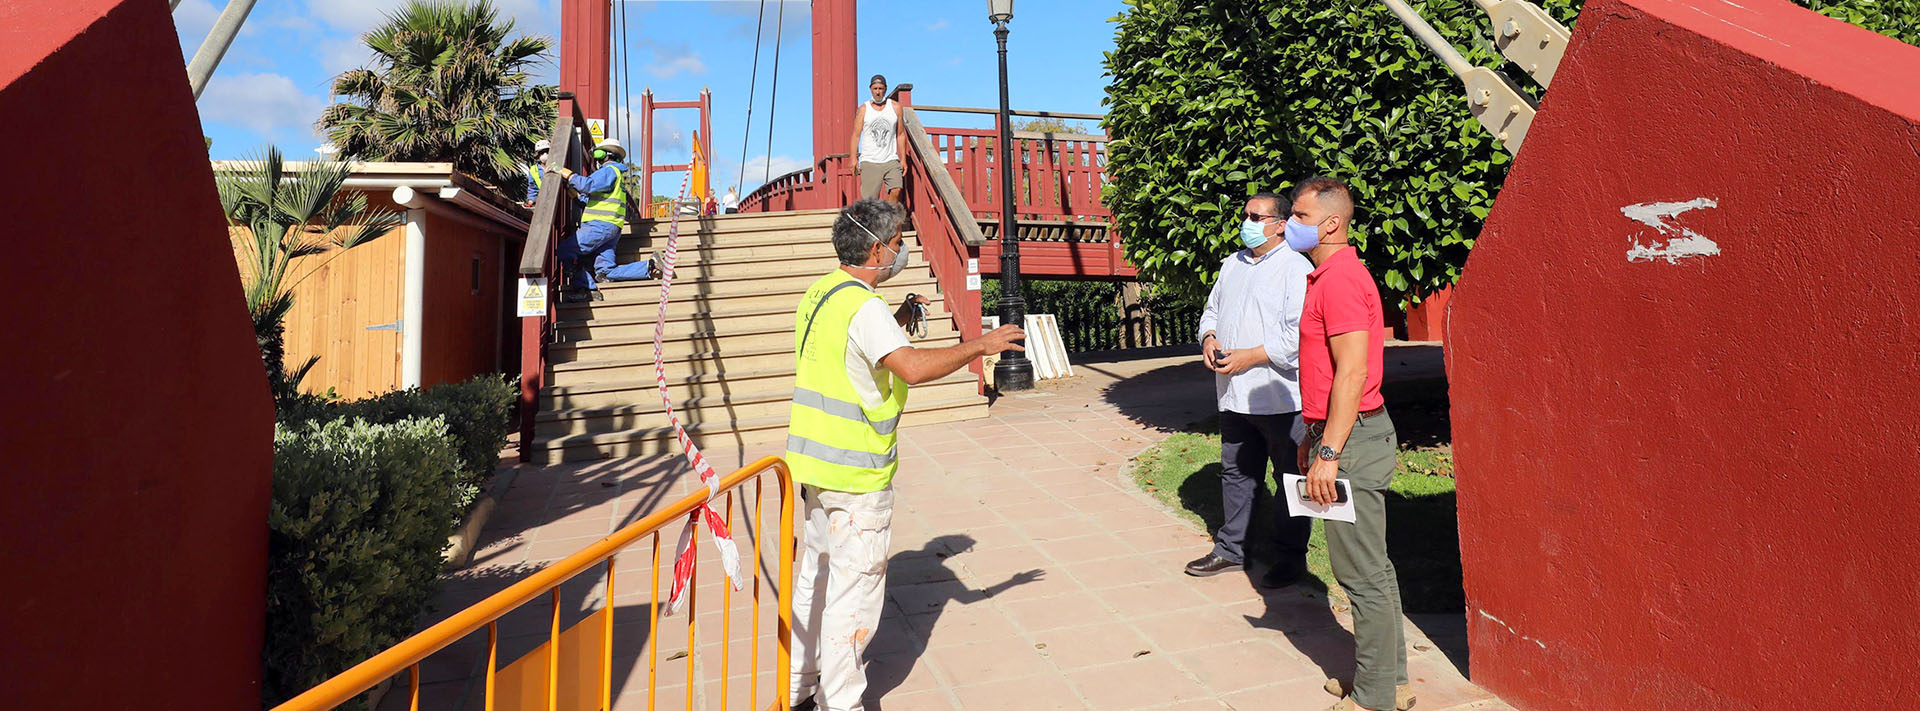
[850, 74, 906, 202]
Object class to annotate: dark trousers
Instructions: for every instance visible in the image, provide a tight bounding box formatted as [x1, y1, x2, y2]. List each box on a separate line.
[1211, 411, 1311, 566]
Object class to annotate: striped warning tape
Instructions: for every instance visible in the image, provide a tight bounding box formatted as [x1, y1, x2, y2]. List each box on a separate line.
[650, 170, 744, 614]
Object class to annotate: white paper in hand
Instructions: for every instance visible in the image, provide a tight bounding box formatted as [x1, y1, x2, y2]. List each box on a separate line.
[1282, 474, 1357, 523]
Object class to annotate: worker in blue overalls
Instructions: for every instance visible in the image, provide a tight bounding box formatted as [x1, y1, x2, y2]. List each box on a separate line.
[551, 139, 630, 303]
[524, 139, 550, 207]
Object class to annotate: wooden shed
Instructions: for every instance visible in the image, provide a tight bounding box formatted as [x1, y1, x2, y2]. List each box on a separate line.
[221, 161, 530, 399]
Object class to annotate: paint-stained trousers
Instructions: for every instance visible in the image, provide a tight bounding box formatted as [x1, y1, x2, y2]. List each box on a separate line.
[790, 484, 895, 711]
[1311, 412, 1409, 711]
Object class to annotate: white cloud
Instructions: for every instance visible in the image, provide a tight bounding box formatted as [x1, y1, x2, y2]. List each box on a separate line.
[739, 155, 809, 188]
[645, 46, 707, 79]
[173, 0, 221, 57]
[318, 36, 373, 76]
[926, 19, 950, 32]
[198, 72, 327, 136]
[308, 0, 558, 39]
[307, 0, 401, 31]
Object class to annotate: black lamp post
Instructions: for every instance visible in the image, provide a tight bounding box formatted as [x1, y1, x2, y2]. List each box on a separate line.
[988, 0, 1034, 392]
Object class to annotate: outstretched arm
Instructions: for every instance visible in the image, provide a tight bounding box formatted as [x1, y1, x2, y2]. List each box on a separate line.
[879, 324, 1025, 386]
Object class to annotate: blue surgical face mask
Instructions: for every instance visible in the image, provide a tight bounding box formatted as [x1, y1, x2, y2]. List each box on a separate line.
[1238, 219, 1269, 250]
[1283, 217, 1322, 251]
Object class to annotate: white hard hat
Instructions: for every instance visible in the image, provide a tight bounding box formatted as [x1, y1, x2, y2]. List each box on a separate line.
[596, 138, 626, 159]
[533, 139, 551, 155]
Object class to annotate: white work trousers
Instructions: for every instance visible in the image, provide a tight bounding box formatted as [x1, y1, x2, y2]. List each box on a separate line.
[789, 484, 894, 711]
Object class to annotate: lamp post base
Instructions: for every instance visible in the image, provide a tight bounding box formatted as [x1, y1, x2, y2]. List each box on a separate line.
[994, 357, 1035, 392]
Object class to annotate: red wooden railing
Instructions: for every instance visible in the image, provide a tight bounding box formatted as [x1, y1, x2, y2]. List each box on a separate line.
[894, 88, 987, 371]
[517, 96, 596, 462]
[737, 154, 856, 213]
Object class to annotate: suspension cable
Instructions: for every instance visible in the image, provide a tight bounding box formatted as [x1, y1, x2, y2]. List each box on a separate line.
[604, 0, 621, 147]
[734, 0, 769, 194]
[762, 0, 786, 187]
[617, 0, 633, 147]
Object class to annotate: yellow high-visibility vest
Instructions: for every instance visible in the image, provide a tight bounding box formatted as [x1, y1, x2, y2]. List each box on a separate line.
[785, 270, 910, 492]
[581, 163, 628, 227]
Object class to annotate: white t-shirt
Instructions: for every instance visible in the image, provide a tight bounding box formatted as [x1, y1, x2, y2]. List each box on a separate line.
[857, 100, 899, 164]
[844, 290, 913, 409]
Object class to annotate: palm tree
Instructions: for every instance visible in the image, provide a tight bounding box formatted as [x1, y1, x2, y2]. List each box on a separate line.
[319, 0, 556, 200]
[217, 146, 402, 400]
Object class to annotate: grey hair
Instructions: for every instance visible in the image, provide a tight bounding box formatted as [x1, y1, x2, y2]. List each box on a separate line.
[832, 199, 908, 265]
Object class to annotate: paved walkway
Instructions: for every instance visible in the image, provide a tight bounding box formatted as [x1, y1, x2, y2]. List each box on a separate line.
[398, 345, 1511, 711]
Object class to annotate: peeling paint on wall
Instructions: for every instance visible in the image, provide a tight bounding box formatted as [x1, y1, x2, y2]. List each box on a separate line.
[1478, 609, 1550, 650]
[1623, 197, 1722, 263]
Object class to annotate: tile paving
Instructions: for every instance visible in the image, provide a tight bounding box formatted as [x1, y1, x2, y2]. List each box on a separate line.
[387, 344, 1511, 711]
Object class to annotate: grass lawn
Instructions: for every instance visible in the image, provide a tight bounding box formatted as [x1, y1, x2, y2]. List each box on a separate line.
[1129, 377, 1464, 613]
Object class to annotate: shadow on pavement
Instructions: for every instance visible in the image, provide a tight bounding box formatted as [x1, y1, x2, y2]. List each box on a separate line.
[863, 535, 1042, 708]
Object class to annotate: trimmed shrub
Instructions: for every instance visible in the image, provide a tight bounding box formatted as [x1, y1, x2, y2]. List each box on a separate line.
[281, 375, 517, 508]
[263, 416, 464, 707]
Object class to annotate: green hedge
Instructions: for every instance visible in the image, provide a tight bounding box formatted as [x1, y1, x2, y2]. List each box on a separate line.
[281, 375, 517, 509]
[263, 416, 464, 707]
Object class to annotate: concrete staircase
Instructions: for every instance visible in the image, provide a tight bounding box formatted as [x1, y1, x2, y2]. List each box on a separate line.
[530, 208, 988, 462]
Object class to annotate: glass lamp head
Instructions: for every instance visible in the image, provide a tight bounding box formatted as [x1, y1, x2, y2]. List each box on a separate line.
[987, 0, 1013, 24]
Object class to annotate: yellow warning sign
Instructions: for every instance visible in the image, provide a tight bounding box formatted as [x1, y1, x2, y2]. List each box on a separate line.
[517, 277, 548, 317]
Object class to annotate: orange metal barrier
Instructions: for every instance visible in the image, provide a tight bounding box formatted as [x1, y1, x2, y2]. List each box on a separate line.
[271, 456, 797, 711]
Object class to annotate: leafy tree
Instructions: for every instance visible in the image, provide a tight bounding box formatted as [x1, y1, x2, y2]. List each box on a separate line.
[319, 0, 556, 201]
[1102, 0, 1918, 306]
[217, 146, 401, 401]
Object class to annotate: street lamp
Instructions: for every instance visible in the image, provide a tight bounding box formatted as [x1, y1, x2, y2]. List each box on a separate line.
[987, 0, 1034, 392]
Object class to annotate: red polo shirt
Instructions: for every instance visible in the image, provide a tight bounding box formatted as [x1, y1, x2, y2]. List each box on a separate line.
[1300, 247, 1386, 421]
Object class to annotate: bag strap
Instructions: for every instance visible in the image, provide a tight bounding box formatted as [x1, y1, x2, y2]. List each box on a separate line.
[798, 280, 870, 356]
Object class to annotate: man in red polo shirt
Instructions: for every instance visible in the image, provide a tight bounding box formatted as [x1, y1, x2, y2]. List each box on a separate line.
[1286, 177, 1411, 711]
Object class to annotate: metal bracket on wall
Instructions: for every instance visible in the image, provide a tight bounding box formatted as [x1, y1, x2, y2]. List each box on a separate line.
[366, 320, 403, 332]
[1463, 67, 1539, 152]
[1380, 0, 1541, 155]
[1484, 0, 1572, 88]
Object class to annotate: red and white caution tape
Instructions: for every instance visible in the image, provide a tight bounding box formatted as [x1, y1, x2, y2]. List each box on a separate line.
[653, 174, 744, 614]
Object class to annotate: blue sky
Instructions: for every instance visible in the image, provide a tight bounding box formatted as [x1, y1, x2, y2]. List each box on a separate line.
[180, 0, 1127, 192]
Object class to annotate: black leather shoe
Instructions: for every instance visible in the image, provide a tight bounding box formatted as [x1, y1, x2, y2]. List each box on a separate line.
[1258, 561, 1306, 589]
[1184, 552, 1243, 577]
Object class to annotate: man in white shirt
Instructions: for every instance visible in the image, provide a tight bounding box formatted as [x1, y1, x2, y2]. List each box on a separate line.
[850, 74, 907, 202]
[1186, 192, 1316, 587]
[786, 199, 1027, 711]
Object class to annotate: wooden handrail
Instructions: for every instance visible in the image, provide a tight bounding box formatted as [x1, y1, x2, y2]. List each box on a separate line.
[518, 98, 592, 275]
[271, 456, 797, 711]
[901, 108, 987, 248]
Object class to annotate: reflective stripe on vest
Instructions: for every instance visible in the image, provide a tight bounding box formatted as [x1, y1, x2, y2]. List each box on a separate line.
[582, 163, 628, 226]
[784, 271, 910, 493]
[786, 434, 897, 470]
[528, 166, 543, 190]
[792, 386, 902, 435]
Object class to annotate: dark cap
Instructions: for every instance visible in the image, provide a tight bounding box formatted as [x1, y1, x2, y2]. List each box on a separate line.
[869, 74, 887, 86]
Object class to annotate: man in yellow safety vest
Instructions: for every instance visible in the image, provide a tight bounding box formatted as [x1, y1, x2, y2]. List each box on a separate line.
[785, 199, 1026, 711]
[549, 138, 629, 302]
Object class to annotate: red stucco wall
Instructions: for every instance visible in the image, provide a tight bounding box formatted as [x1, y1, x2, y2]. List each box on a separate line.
[1448, 0, 1920, 707]
[0, 1, 273, 708]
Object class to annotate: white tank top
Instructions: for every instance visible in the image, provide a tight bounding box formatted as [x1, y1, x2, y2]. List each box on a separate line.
[858, 100, 899, 164]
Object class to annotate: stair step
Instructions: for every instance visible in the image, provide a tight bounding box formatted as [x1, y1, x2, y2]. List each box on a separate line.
[547, 333, 965, 385]
[549, 322, 960, 366]
[556, 305, 955, 343]
[557, 276, 951, 321]
[533, 374, 979, 437]
[556, 293, 949, 332]
[625, 209, 840, 238]
[528, 395, 989, 463]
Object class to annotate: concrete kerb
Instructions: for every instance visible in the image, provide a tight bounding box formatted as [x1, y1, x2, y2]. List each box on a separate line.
[443, 463, 525, 570]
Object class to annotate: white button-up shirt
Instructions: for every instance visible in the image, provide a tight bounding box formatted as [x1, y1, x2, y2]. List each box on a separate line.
[1197, 245, 1313, 415]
